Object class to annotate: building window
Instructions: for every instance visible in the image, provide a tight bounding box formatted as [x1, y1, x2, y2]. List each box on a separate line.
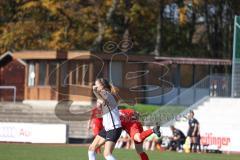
[76, 63, 88, 85]
[28, 63, 35, 86]
[39, 62, 47, 86]
[70, 62, 78, 85]
[109, 62, 122, 87]
[48, 62, 57, 86]
[82, 64, 88, 85]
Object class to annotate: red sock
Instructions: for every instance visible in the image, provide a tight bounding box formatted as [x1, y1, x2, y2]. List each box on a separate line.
[140, 129, 153, 141]
[139, 152, 149, 160]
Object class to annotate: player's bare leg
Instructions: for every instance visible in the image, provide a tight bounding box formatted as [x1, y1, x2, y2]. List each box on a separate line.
[104, 141, 117, 160]
[88, 135, 106, 160]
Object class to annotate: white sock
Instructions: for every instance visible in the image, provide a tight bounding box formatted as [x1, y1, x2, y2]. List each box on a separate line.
[88, 151, 96, 160]
[105, 154, 116, 160]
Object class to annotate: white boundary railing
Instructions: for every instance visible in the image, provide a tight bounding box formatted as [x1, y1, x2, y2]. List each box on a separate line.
[162, 96, 209, 127]
[144, 74, 231, 125]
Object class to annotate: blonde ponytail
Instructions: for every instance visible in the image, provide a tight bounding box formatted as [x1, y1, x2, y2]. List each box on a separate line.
[110, 84, 121, 102]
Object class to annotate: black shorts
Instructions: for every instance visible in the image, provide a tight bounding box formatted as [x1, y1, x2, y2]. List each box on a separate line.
[187, 130, 192, 137]
[188, 130, 199, 137]
[98, 127, 122, 143]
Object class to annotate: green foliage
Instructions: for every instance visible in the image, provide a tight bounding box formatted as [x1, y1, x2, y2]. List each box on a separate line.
[120, 103, 160, 116]
[120, 103, 186, 120]
[0, 0, 238, 58]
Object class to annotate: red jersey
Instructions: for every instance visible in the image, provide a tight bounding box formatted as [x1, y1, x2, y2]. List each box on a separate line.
[90, 107, 103, 136]
[90, 108, 143, 139]
[119, 109, 143, 139]
[119, 109, 137, 123]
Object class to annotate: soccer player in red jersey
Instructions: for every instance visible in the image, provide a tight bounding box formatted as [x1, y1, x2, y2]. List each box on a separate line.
[119, 109, 160, 160]
[88, 107, 161, 160]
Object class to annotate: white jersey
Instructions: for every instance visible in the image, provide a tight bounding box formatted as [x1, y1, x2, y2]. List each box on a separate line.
[102, 107, 121, 131]
[97, 90, 122, 131]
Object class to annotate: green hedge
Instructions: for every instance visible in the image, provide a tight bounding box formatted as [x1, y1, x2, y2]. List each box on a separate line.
[119, 104, 186, 118]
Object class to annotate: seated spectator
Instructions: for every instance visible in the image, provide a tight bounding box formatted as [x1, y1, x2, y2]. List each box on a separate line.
[115, 131, 131, 149]
[143, 126, 159, 151]
[168, 125, 186, 152]
[161, 136, 171, 149]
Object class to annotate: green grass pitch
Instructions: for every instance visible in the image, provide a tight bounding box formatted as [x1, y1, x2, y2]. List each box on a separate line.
[0, 143, 239, 160]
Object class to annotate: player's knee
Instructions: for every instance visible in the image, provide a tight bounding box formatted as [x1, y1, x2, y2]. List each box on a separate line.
[135, 138, 142, 143]
[88, 144, 96, 151]
[134, 134, 142, 143]
[103, 150, 111, 158]
[135, 136, 143, 143]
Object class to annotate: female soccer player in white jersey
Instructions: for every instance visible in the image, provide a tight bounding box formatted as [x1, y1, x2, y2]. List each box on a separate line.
[88, 78, 122, 160]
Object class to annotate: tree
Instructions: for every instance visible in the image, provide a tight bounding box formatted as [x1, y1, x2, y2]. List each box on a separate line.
[152, 0, 165, 56]
[0, 0, 238, 59]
